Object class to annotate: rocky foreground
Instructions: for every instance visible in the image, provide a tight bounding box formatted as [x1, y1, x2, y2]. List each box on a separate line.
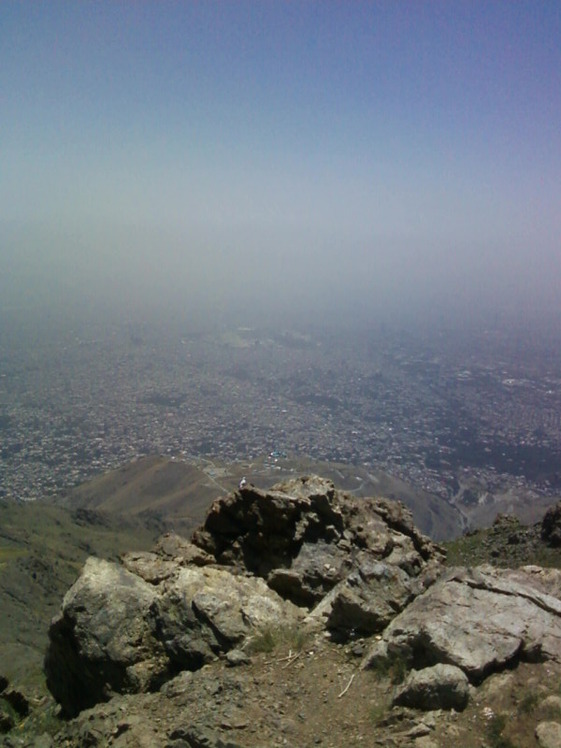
[4, 477, 561, 747]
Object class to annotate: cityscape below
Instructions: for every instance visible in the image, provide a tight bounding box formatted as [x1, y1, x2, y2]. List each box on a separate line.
[1, 312, 560, 530]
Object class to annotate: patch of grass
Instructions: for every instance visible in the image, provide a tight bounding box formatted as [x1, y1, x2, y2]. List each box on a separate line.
[0, 547, 28, 560]
[248, 627, 276, 654]
[246, 624, 311, 655]
[369, 700, 389, 726]
[368, 653, 408, 685]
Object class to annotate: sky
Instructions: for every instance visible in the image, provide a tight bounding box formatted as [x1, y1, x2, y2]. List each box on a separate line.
[2, 1, 560, 330]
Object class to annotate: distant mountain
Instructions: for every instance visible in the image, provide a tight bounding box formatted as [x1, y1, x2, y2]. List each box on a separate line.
[56, 455, 228, 535]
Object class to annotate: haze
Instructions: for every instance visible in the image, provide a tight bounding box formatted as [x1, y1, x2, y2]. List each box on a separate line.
[2, 2, 560, 332]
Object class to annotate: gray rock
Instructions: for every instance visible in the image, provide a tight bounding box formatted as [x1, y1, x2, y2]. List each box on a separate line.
[363, 565, 561, 682]
[322, 557, 422, 637]
[44, 557, 166, 716]
[44, 476, 447, 718]
[225, 649, 250, 667]
[392, 664, 469, 711]
[192, 475, 444, 622]
[45, 558, 302, 716]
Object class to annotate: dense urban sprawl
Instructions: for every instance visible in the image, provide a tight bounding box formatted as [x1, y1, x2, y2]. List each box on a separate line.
[1, 318, 560, 504]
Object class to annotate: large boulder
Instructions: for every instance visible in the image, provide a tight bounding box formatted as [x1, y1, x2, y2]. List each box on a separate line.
[45, 557, 302, 716]
[314, 556, 427, 638]
[363, 565, 561, 683]
[45, 557, 165, 716]
[192, 476, 445, 620]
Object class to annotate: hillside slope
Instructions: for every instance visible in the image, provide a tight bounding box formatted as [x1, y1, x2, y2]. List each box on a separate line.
[60, 454, 465, 540]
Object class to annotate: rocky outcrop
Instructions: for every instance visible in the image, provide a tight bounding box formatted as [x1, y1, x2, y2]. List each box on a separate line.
[363, 564, 561, 686]
[45, 476, 444, 716]
[192, 476, 444, 615]
[45, 556, 303, 716]
[45, 475, 561, 730]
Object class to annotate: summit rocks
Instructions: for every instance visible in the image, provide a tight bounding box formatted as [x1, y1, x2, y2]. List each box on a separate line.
[191, 476, 444, 616]
[44, 476, 444, 716]
[40, 482, 561, 747]
[363, 564, 561, 682]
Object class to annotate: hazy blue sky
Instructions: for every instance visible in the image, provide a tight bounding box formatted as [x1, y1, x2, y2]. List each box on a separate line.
[2, 1, 560, 328]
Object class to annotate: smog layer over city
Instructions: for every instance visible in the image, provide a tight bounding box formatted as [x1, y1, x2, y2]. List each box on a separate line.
[2, 2, 560, 536]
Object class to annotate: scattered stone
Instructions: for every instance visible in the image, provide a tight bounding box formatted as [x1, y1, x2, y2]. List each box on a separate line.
[392, 664, 469, 711]
[225, 650, 251, 667]
[480, 672, 515, 699]
[543, 695, 561, 712]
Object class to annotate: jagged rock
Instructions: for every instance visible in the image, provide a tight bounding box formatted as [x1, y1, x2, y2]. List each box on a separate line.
[536, 721, 561, 748]
[121, 536, 214, 583]
[392, 664, 469, 711]
[45, 476, 448, 716]
[308, 555, 427, 638]
[151, 565, 303, 670]
[45, 557, 167, 716]
[542, 503, 561, 547]
[153, 532, 215, 566]
[363, 565, 561, 683]
[45, 557, 303, 716]
[192, 475, 444, 615]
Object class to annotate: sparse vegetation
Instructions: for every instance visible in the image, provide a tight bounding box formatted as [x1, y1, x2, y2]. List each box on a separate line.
[368, 699, 390, 725]
[444, 522, 561, 570]
[247, 626, 276, 654]
[367, 653, 408, 685]
[246, 624, 311, 655]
